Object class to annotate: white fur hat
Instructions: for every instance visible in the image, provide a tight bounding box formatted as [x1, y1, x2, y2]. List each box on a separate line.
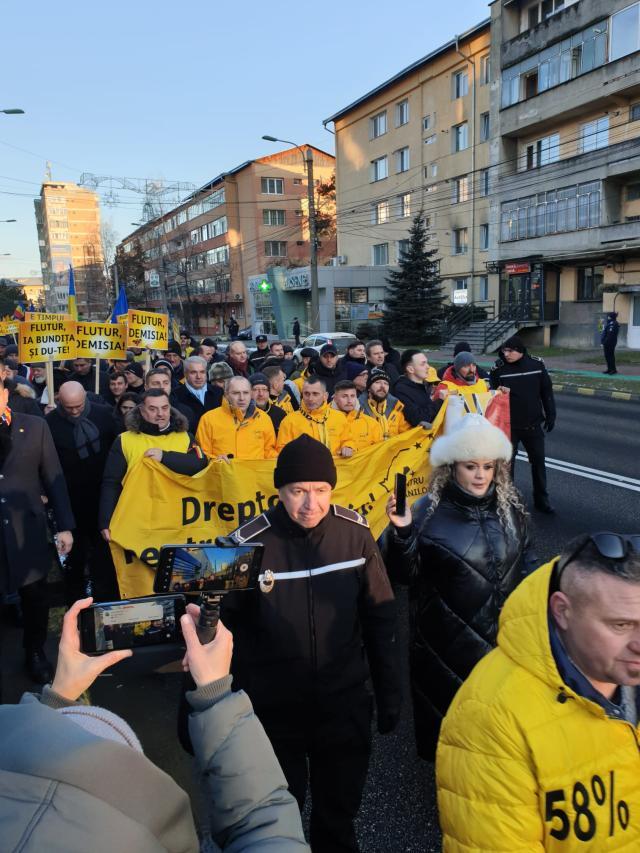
[429, 414, 512, 467]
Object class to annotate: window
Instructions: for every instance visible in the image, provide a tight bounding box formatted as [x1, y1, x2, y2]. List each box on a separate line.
[206, 245, 229, 265]
[370, 111, 387, 139]
[632, 103, 640, 122]
[190, 228, 200, 245]
[453, 228, 468, 255]
[480, 54, 491, 85]
[579, 117, 609, 153]
[500, 181, 601, 241]
[293, 178, 303, 185]
[423, 114, 433, 131]
[396, 147, 410, 173]
[397, 239, 410, 260]
[371, 200, 390, 224]
[371, 156, 388, 182]
[577, 266, 604, 301]
[205, 216, 227, 238]
[265, 240, 287, 257]
[397, 193, 411, 218]
[188, 203, 202, 220]
[263, 209, 286, 226]
[478, 275, 489, 300]
[453, 70, 469, 99]
[627, 183, 640, 201]
[480, 168, 490, 196]
[202, 188, 225, 212]
[452, 175, 470, 204]
[261, 177, 284, 194]
[611, 3, 640, 62]
[480, 223, 489, 250]
[295, 209, 303, 217]
[178, 210, 187, 225]
[424, 134, 436, 146]
[524, 133, 560, 169]
[453, 122, 469, 152]
[396, 99, 409, 127]
[455, 278, 469, 290]
[480, 112, 490, 142]
[372, 243, 389, 265]
[502, 18, 608, 107]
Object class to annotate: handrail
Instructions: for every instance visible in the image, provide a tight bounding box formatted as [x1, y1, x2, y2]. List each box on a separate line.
[440, 299, 496, 346]
[483, 301, 532, 352]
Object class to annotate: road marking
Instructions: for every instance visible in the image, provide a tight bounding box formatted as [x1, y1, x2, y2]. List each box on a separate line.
[612, 391, 632, 401]
[516, 452, 640, 493]
[577, 387, 596, 396]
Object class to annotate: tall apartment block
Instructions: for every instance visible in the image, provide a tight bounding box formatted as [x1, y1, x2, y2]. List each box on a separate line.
[491, 0, 640, 348]
[118, 147, 336, 336]
[324, 21, 495, 313]
[34, 181, 105, 317]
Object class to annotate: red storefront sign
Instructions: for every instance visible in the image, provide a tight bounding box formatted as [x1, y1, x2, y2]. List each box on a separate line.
[505, 263, 531, 275]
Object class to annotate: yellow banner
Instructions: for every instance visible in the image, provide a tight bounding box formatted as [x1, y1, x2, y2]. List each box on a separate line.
[126, 309, 168, 351]
[25, 312, 71, 321]
[18, 320, 77, 363]
[0, 321, 19, 336]
[109, 421, 443, 598]
[75, 322, 127, 358]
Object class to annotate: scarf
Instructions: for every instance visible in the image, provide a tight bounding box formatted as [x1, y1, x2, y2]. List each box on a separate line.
[57, 400, 101, 460]
[227, 356, 249, 378]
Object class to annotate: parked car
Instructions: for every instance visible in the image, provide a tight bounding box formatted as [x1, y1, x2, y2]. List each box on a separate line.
[292, 332, 357, 363]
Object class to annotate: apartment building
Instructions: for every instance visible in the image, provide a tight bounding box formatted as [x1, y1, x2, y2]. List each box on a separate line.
[34, 182, 105, 316]
[324, 20, 495, 313]
[118, 147, 336, 336]
[491, 0, 640, 348]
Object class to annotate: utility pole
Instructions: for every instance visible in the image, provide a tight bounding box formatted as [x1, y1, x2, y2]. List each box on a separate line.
[305, 147, 320, 332]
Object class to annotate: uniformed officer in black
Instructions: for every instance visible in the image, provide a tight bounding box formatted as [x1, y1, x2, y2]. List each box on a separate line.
[222, 434, 401, 853]
[490, 335, 556, 513]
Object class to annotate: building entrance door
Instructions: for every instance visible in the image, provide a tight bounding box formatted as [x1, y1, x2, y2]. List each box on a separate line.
[629, 294, 640, 350]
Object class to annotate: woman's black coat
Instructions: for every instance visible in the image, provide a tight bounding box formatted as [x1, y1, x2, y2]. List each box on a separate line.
[381, 480, 537, 760]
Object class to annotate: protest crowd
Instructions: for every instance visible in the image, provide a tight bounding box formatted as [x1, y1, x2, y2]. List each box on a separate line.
[1, 320, 639, 853]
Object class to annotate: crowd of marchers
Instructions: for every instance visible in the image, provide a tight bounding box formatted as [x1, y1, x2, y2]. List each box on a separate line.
[1, 327, 638, 852]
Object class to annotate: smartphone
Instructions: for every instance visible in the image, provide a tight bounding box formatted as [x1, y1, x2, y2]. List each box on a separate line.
[394, 473, 407, 517]
[78, 595, 186, 655]
[155, 544, 264, 595]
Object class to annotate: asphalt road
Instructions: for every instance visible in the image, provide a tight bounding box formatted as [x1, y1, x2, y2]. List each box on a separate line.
[2, 393, 638, 851]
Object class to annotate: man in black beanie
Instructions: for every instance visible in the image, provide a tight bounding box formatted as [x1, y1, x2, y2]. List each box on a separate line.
[222, 434, 401, 853]
[490, 335, 556, 513]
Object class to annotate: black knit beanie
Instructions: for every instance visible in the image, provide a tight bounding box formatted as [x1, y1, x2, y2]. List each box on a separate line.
[274, 434, 337, 488]
[502, 335, 525, 353]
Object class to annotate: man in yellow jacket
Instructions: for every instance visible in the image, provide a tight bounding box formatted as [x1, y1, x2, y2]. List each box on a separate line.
[431, 351, 489, 401]
[196, 376, 277, 461]
[358, 369, 412, 440]
[277, 376, 355, 458]
[437, 533, 640, 852]
[332, 379, 383, 451]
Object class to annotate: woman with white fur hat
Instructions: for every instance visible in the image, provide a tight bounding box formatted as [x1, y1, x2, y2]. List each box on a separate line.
[382, 414, 538, 761]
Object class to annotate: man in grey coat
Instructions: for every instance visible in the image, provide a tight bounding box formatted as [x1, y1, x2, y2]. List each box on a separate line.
[0, 375, 74, 688]
[0, 597, 309, 852]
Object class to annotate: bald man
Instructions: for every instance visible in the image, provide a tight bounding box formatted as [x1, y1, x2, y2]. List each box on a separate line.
[46, 382, 120, 603]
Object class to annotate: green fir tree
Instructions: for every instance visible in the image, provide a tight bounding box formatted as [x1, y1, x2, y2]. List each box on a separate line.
[384, 210, 445, 344]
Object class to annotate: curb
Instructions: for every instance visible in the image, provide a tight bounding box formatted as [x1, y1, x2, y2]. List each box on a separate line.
[553, 383, 640, 403]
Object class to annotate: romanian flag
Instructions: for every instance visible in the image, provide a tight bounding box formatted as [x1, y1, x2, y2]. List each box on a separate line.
[13, 303, 25, 321]
[67, 265, 78, 320]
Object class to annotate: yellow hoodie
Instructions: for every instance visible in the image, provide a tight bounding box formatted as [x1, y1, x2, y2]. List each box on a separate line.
[437, 559, 640, 852]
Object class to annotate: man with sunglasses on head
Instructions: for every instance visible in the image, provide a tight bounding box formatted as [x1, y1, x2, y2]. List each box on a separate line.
[437, 532, 640, 851]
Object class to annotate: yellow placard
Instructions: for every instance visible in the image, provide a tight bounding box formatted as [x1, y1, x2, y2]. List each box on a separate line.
[18, 320, 77, 363]
[126, 309, 168, 351]
[117, 313, 128, 325]
[75, 322, 127, 358]
[108, 418, 445, 599]
[0, 321, 19, 336]
[25, 312, 71, 321]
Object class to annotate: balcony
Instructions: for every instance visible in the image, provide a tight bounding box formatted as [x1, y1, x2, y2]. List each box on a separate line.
[599, 220, 640, 246]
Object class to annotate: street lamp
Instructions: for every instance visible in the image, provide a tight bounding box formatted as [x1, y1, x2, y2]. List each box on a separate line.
[262, 134, 320, 332]
[0, 109, 24, 115]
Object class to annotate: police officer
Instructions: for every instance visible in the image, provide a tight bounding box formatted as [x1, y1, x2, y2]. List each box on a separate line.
[248, 334, 270, 372]
[490, 335, 556, 514]
[222, 434, 401, 853]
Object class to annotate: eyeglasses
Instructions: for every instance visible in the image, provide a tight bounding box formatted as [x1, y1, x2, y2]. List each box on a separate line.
[554, 532, 640, 589]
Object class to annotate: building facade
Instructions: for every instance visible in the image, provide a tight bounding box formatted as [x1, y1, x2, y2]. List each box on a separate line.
[118, 147, 336, 336]
[34, 182, 105, 317]
[324, 21, 495, 312]
[491, 0, 640, 348]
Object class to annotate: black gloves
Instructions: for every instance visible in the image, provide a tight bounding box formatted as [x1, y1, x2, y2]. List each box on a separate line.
[544, 418, 555, 433]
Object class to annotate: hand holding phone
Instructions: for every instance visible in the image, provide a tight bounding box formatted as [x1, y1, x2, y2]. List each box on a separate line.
[78, 595, 187, 655]
[180, 603, 233, 688]
[52, 598, 133, 702]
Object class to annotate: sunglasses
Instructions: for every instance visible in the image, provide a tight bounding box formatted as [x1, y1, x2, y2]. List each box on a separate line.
[554, 533, 640, 589]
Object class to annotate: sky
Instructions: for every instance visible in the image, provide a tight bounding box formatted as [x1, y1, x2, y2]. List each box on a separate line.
[0, 0, 490, 281]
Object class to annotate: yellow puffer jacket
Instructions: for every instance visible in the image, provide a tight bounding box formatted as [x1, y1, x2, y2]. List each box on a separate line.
[437, 559, 640, 852]
[196, 398, 277, 460]
[344, 408, 383, 451]
[276, 402, 354, 456]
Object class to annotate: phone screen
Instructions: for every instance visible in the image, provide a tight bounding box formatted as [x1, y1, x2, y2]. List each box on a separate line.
[80, 595, 185, 653]
[395, 473, 407, 517]
[156, 544, 263, 594]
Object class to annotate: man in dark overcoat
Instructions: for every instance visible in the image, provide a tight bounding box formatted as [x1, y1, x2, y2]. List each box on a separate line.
[0, 375, 74, 687]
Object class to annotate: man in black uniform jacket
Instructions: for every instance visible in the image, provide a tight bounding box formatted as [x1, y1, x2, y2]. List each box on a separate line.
[222, 434, 401, 853]
[490, 335, 556, 513]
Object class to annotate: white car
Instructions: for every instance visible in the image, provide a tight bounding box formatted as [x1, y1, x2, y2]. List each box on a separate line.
[293, 332, 358, 363]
